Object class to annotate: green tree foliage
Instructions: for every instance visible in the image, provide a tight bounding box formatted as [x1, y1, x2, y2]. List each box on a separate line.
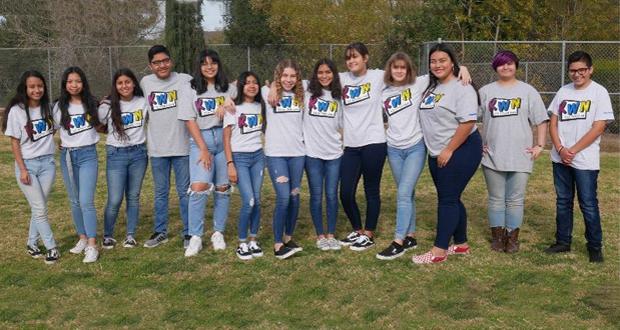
[223, 0, 282, 47]
[165, 0, 205, 74]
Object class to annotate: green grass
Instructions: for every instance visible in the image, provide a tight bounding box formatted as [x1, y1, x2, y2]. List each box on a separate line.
[0, 134, 619, 328]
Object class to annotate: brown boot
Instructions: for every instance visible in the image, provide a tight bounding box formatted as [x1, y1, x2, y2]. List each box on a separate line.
[505, 228, 520, 253]
[490, 227, 505, 252]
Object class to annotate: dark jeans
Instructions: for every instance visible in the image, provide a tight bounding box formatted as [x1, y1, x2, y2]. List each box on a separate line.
[428, 131, 482, 249]
[339, 142, 387, 232]
[552, 162, 602, 249]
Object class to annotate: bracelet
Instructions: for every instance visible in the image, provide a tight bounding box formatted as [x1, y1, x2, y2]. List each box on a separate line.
[227, 160, 234, 165]
[558, 146, 564, 153]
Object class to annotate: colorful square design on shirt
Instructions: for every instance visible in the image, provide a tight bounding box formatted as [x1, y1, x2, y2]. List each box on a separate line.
[419, 92, 443, 110]
[149, 91, 177, 111]
[342, 83, 371, 105]
[121, 110, 144, 130]
[239, 113, 263, 134]
[308, 97, 338, 118]
[559, 99, 590, 121]
[67, 114, 93, 135]
[274, 96, 302, 113]
[28, 119, 53, 142]
[489, 97, 521, 118]
[196, 96, 225, 117]
[384, 88, 413, 116]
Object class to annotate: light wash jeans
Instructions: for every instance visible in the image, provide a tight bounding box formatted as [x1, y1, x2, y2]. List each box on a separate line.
[60, 144, 99, 239]
[482, 166, 529, 230]
[305, 156, 341, 236]
[266, 156, 305, 243]
[15, 154, 57, 249]
[387, 140, 426, 240]
[150, 155, 190, 236]
[233, 149, 264, 241]
[104, 144, 148, 237]
[188, 127, 230, 237]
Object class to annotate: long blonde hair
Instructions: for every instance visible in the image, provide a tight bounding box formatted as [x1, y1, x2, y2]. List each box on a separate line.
[274, 59, 304, 105]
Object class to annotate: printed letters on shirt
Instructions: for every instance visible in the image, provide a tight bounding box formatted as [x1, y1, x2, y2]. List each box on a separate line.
[559, 99, 590, 121]
[489, 97, 521, 118]
[383, 88, 413, 116]
[149, 91, 177, 111]
[196, 96, 225, 117]
[238, 113, 263, 134]
[342, 83, 371, 106]
[308, 97, 338, 118]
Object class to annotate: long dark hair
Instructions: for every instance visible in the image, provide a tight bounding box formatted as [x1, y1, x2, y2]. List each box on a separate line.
[423, 43, 462, 97]
[191, 49, 229, 94]
[235, 71, 266, 132]
[2, 70, 53, 140]
[105, 68, 144, 141]
[308, 58, 342, 99]
[57, 66, 100, 130]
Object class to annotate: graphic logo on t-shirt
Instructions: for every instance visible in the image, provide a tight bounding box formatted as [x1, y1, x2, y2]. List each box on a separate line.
[121, 110, 144, 130]
[67, 114, 93, 135]
[559, 99, 590, 121]
[274, 96, 302, 113]
[308, 97, 338, 118]
[342, 83, 371, 105]
[419, 92, 443, 110]
[383, 88, 413, 116]
[238, 113, 263, 134]
[196, 96, 225, 117]
[489, 97, 521, 117]
[27, 119, 53, 142]
[148, 91, 177, 111]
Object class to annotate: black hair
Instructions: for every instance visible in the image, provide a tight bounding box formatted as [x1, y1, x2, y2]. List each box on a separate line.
[57, 66, 100, 130]
[308, 58, 342, 99]
[2, 70, 53, 140]
[148, 44, 171, 63]
[567, 51, 593, 68]
[345, 42, 369, 60]
[105, 68, 144, 141]
[191, 49, 229, 94]
[235, 71, 266, 132]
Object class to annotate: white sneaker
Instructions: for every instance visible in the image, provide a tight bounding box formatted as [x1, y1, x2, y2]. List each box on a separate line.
[83, 246, 99, 263]
[316, 238, 330, 251]
[69, 238, 88, 254]
[211, 231, 226, 251]
[327, 238, 342, 250]
[184, 236, 203, 257]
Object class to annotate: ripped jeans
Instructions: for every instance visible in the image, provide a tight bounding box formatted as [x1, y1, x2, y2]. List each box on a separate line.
[187, 127, 231, 237]
[233, 149, 265, 241]
[266, 156, 305, 243]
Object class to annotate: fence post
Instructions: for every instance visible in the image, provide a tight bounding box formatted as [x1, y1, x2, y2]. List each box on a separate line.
[525, 61, 529, 83]
[561, 41, 566, 86]
[247, 46, 251, 71]
[47, 48, 53, 101]
[329, 44, 333, 60]
[108, 46, 113, 80]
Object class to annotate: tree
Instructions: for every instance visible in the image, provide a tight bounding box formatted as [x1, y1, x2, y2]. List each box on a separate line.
[164, 0, 205, 74]
[223, 0, 282, 47]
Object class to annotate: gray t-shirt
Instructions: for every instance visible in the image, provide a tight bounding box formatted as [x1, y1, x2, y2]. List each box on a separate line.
[418, 78, 478, 157]
[98, 96, 147, 147]
[53, 102, 100, 148]
[262, 87, 305, 157]
[303, 88, 343, 160]
[339, 69, 386, 147]
[223, 102, 264, 153]
[140, 72, 192, 157]
[479, 81, 548, 173]
[178, 84, 238, 130]
[4, 105, 56, 159]
[382, 75, 428, 149]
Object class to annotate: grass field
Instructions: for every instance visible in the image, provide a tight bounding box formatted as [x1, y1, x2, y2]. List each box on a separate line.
[0, 134, 618, 329]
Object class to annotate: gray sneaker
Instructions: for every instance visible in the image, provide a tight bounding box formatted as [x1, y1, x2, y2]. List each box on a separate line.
[316, 238, 330, 251]
[327, 238, 342, 250]
[143, 232, 168, 248]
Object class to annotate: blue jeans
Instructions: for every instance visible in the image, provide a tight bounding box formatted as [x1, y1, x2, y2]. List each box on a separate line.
[305, 156, 341, 236]
[428, 131, 482, 250]
[15, 154, 57, 249]
[233, 150, 264, 241]
[387, 141, 426, 240]
[150, 155, 190, 235]
[482, 166, 529, 230]
[188, 128, 230, 236]
[552, 162, 602, 249]
[104, 144, 148, 237]
[60, 144, 99, 239]
[266, 156, 305, 243]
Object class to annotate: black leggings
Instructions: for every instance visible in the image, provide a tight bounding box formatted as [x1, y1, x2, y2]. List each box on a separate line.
[339, 143, 387, 232]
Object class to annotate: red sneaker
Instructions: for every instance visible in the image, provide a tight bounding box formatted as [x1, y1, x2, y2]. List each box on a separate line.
[412, 251, 447, 264]
[447, 245, 470, 255]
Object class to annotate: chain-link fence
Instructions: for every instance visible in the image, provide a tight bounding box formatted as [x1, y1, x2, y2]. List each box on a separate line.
[1, 41, 618, 132]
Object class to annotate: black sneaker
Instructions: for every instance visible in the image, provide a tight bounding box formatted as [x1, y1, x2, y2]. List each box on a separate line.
[236, 242, 253, 260]
[274, 244, 297, 260]
[122, 236, 137, 248]
[403, 237, 418, 250]
[544, 242, 571, 253]
[102, 237, 117, 250]
[27, 245, 43, 259]
[143, 232, 168, 248]
[340, 232, 361, 246]
[284, 240, 303, 252]
[44, 248, 60, 264]
[376, 241, 405, 260]
[587, 246, 604, 263]
[350, 235, 375, 251]
[249, 241, 264, 257]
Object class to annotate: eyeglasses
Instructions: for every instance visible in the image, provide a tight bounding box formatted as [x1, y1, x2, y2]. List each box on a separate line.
[150, 58, 171, 67]
[568, 67, 590, 75]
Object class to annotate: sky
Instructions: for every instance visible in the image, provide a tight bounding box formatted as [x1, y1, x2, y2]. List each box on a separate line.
[201, 0, 225, 31]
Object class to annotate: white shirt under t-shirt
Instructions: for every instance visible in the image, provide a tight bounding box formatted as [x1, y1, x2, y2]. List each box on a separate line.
[262, 86, 305, 157]
[53, 102, 100, 148]
[223, 102, 264, 153]
[548, 80, 614, 170]
[382, 75, 429, 149]
[303, 88, 343, 160]
[4, 104, 56, 159]
[98, 96, 147, 147]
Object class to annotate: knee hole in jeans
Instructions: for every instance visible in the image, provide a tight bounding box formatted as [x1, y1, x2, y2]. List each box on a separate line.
[275, 176, 289, 183]
[291, 187, 300, 196]
[188, 182, 213, 196]
[215, 184, 232, 195]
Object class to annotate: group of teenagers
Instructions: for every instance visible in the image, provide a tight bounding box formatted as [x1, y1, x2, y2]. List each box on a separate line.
[3, 42, 614, 265]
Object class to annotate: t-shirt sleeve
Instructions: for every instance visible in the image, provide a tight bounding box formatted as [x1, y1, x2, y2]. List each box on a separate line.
[477, 86, 488, 118]
[547, 91, 560, 118]
[52, 103, 62, 129]
[594, 85, 615, 122]
[97, 102, 111, 124]
[4, 106, 23, 139]
[527, 86, 549, 125]
[223, 111, 236, 128]
[177, 88, 198, 121]
[228, 84, 238, 100]
[456, 85, 479, 122]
